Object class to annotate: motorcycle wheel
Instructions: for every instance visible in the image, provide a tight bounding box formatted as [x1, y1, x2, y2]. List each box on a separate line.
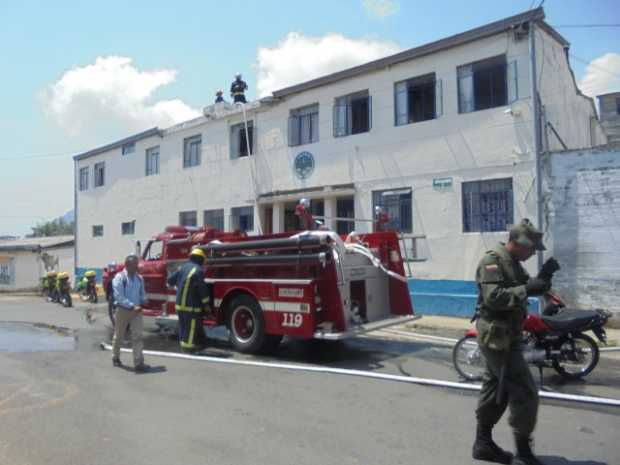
[62, 294, 72, 308]
[452, 335, 486, 381]
[552, 333, 599, 380]
[89, 290, 98, 304]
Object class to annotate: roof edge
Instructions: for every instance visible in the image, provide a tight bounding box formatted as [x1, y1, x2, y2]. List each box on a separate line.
[273, 7, 545, 99]
[73, 127, 162, 162]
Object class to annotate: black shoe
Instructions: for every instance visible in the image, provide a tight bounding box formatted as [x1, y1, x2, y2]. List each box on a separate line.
[134, 363, 150, 373]
[112, 357, 122, 367]
[511, 436, 544, 465]
[472, 424, 513, 464]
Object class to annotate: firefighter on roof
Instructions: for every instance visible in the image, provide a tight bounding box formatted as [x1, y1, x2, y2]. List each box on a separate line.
[230, 73, 248, 103]
[167, 247, 211, 352]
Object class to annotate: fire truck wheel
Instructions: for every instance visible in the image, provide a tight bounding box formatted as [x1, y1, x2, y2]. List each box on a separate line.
[228, 295, 267, 354]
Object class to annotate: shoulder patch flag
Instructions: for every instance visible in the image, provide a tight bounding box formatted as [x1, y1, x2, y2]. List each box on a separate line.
[485, 264, 499, 272]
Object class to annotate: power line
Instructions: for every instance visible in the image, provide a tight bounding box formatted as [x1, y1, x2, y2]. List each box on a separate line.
[0, 149, 83, 162]
[570, 53, 620, 79]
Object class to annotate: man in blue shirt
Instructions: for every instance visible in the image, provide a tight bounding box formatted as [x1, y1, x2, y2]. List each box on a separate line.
[112, 253, 150, 373]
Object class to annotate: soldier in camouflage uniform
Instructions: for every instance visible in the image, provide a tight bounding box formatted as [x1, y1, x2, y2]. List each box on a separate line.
[472, 219, 550, 465]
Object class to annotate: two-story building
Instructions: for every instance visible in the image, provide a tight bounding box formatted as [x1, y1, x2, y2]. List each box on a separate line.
[74, 8, 606, 314]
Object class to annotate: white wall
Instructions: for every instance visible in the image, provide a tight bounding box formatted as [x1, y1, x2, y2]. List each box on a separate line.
[0, 246, 74, 291]
[545, 147, 620, 316]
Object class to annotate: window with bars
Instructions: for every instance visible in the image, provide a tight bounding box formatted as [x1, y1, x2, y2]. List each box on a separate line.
[231, 206, 254, 232]
[288, 104, 319, 146]
[395, 73, 442, 126]
[121, 220, 135, 235]
[462, 178, 513, 232]
[336, 197, 355, 235]
[94, 162, 105, 187]
[145, 146, 159, 176]
[204, 209, 224, 230]
[179, 211, 197, 227]
[79, 167, 89, 191]
[92, 225, 104, 237]
[230, 121, 254, 158]
[183, 135, 201, 168]
[458, 55, 517, 113]
[333, 90, 371, 137]
[372, 189, 412, 233]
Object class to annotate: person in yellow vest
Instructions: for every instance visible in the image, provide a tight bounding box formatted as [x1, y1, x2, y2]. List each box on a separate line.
[167, 248, 211, 353]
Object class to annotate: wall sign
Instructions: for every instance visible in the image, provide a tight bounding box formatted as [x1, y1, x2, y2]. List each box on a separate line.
[294, 151, 315, 180]
[433, 177, 453, 189]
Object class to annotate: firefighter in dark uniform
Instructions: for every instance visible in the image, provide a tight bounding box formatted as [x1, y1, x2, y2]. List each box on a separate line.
[230, 73, 248, 103]
[472, 219, 550, 465]
[215, 89, 225, 103]
[167, 248, 211, 352]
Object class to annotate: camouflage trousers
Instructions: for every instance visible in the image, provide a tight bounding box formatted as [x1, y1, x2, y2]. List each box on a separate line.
[476, 344, 539, 437]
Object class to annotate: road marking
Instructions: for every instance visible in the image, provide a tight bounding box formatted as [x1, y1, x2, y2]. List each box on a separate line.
[101, 342, 620, 408]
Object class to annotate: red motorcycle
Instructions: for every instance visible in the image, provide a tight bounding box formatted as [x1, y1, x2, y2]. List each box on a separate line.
[453, 291, 611, 381]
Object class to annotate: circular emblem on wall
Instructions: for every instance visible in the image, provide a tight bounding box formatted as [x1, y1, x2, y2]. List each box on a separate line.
[294, 151, 315, 180]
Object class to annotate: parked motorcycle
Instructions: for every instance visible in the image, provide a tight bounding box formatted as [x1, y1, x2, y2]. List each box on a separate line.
[453, 291, 611, 381]
[78, 270, 98, 303]
[56, 272, 73, 308]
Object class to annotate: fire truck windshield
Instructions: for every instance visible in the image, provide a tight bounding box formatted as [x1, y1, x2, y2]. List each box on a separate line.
[144, 240, 163, 261]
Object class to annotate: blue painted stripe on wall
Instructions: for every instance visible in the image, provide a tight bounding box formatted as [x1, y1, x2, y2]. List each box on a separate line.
[75, 267, 104, 283]
[408, 279, 539, 317]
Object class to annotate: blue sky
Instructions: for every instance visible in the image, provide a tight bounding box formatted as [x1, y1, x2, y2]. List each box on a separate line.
[1, 0, 619, 236]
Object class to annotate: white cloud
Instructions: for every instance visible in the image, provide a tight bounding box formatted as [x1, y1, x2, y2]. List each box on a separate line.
[578, 52, 620, 98]
[362, 0, 399, 19]
[256, 32, 400, 97]
[43, 56, 200, 134]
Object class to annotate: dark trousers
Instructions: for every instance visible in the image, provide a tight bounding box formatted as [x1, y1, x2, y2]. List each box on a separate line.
[476, 344, 539, 437]
[233, 94, 246, 103]
[177, 310, 203, 350]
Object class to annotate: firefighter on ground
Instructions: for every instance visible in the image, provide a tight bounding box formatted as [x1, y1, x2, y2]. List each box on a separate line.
[472, 219, 550, 465]
[167, 247, 211, 352]
[230, 73, 248, 103]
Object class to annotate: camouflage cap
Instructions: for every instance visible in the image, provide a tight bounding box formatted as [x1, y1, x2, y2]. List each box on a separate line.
[509, 218, 546, 251]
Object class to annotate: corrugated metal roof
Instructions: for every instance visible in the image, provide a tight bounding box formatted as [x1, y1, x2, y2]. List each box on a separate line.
[0, 235, 74, 252]
[272, 8, 557, 98]
[73, 128, 162, 162]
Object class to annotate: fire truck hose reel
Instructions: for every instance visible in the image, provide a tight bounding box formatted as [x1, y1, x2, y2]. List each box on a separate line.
[99, 343, 620, 408]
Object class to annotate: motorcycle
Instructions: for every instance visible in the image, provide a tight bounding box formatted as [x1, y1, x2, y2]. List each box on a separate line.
[79, 271, 98, 303]
[452, 291, 611, 382]
[56, 272, 73, 308]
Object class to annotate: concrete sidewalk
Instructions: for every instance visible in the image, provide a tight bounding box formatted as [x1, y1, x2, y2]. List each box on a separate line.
[398, 314, 620, 347]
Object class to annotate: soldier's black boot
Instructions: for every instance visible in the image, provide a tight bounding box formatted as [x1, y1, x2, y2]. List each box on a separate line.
[472, 424, 513, 464]
[511, 436, 544, 465]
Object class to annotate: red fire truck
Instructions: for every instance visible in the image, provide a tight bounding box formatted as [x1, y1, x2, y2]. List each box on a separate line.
[103, 207, 415, 354]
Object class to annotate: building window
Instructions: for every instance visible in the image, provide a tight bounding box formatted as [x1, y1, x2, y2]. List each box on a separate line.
[179, 211, 197, 227]
[79, 167, 89, 191]
[372, 189, 412, 233]
[333, 90, 371, 137]
[183, 135, 201, 168]
[204, 209, 224, 230]
[616, 96, 620, 115]
[462, 178, 513, 232]
[230, 121, 254, 158]
[231, 206, 254, 232]
[145, 146, 160, 176]
[94, 162, 105, 187]
[122, 142, 135, 155]
[395, 73, 442, 125]
[92, 225, 104, 237]
[336, 197, 355, 235]
[289, 104, 319, 146]
[121, 220, 135, 235]
[458, 55, 517, 113]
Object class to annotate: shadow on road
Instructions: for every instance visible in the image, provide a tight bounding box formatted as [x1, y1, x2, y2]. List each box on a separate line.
[541, 456, 609, 465]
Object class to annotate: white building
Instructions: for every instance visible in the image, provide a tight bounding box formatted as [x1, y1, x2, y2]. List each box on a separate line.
[74, 8, 606, 315]
[0, 236, 74, 292]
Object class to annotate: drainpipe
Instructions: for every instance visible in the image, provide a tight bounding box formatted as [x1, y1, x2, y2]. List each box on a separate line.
[528, 21, 544, 271]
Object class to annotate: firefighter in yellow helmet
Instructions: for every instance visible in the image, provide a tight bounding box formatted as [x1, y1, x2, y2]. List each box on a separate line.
[167, 247, 211, 352]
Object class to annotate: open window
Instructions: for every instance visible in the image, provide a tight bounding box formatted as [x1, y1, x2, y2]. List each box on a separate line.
[395, 73, 442, 125]
[458, 55, 517, 113]
[230, 121, 254, 158]
[333, 90, 372, 137]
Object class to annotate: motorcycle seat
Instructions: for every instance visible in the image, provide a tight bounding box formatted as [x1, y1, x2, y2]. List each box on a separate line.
[541, 309, 600, 332]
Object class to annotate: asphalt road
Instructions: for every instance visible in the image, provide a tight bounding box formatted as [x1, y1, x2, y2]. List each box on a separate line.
[0, 295, 618, 465]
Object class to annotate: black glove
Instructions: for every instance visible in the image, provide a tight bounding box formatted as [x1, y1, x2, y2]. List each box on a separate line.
[525, 277, 551, 296]
[538, 257, 560, 281]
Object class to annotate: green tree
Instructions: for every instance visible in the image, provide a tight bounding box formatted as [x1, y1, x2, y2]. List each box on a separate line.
[28, 217, 74, 237]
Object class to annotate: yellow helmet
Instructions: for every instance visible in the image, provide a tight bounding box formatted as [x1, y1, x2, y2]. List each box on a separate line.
[84, 270, 96, 278]
[190, 247, 205, 258]
[47, 271, 57, 277]
[58, 272, 69, 279]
